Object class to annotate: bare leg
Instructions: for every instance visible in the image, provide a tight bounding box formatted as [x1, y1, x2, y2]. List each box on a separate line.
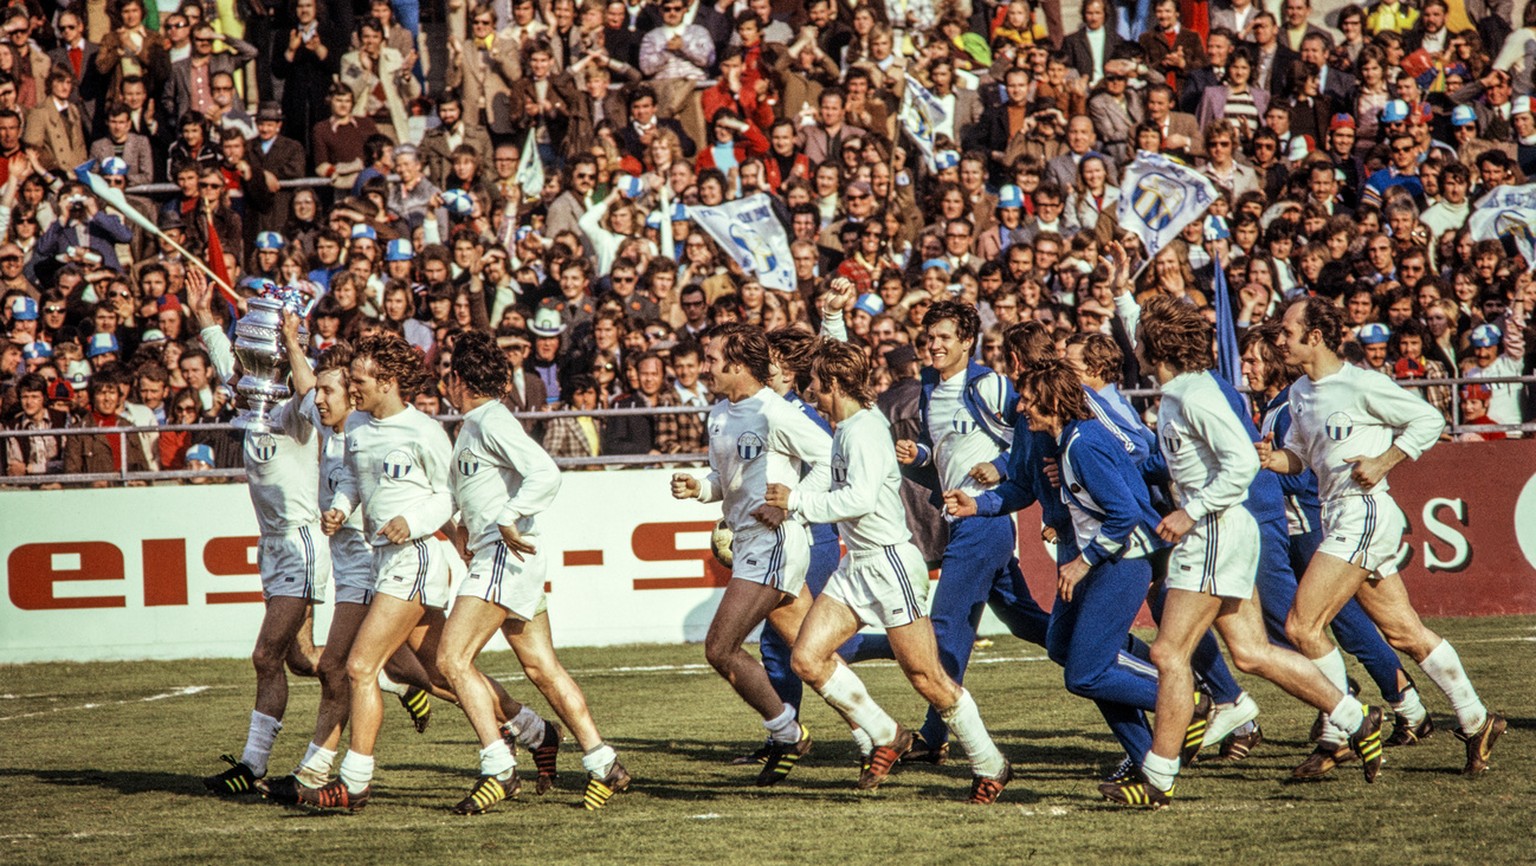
[503, 612, 604, 751]
[704, 579, 805, 719]
[252, 596, 314, 719]
[436, 596, 512, 748]
[344, 595, 425, 758]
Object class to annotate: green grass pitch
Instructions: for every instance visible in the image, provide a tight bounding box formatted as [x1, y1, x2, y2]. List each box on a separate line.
[3, 617, 1532, 865]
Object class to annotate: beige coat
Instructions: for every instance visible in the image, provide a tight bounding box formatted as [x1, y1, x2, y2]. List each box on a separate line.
[448, 35, 522, 135]
[339, 46, 418, 144]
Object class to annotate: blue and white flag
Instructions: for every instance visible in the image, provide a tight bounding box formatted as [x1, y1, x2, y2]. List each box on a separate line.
[687, 193, 797, 292]
[515, 127, 545, 203]
[1116, 152, 1218, 264]
[900, 74, 946, 172]
[1468, 187, 1536, 268]
[1211, 253, 1242, 389]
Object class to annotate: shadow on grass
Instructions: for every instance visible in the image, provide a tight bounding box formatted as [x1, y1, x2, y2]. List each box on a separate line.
[0, 766, 239, 799]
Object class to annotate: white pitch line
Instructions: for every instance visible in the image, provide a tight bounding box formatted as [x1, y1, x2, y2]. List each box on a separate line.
[0, 685, 209, 723]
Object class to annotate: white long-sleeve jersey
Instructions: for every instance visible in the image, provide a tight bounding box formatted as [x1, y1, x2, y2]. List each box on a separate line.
[451, 399, 563, 554]
[304, 402, 366, 538]
[693, 387, 832, 541]
[243, 391, 322, 535]
[1284, 361, 1443, 503]
[332, 405, 455, 545]
[787, 407, 912, 551]
[1156, 371, 1259, 521]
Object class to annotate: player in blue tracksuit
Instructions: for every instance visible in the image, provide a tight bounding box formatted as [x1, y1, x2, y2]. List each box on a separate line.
[1241, 328, 1426, 748]
[888, 302, 1052, 757]
[1022, 363, 1166, 767]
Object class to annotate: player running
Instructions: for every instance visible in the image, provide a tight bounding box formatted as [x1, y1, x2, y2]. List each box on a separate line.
[439, 332, 627, 814]
[766, 338, 1012, 803]
[670, 323, 831, 786]
[1103, 298, 1383, 809]
[1261, 298, 1504, 776]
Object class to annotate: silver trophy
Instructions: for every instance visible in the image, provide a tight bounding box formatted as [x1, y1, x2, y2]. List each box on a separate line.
[232, 288, 310, 434]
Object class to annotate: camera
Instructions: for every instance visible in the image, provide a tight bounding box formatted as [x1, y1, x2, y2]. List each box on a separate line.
[64, 194, 89, 214]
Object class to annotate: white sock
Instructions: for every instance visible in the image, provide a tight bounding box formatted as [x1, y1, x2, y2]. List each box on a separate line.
[1141, 750, 1179, 793]
[763, 703, 801, 744]
[581, 743, 618, 778]
[479, 740, 516, 781]
[815, 665, 899, 745]
[939, 689, 1007, 780]
[850, 726, 874, 757]
[1391, 685, 1427, 727]
[295, 742, 335, 788]
[240, 711, 281, 778]
[1310, 649, 1351, 746]
[377, 671, 407, 696]
[1418, 640, 1487, 733]
[1231, 721, 1257, 737]
[337, 751, 375, 795]
[1330, 695, 1366, 737]
[507, 706, 545, 749]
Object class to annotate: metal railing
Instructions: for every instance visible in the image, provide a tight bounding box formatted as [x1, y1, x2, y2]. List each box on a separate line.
[0, 404, 712, 487]
[4, 375, 1531, 487]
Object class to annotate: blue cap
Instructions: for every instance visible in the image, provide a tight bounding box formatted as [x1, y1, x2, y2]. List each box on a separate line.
[350, 224, 377, 241]
[1357, 323, 1391, 345]
[853, 293, 885, 317]
[385, 239, 414, 262]
[1451, 105, 1477, 127]
[1381, 99, 1410, 124]
[615, 174, 645, 199]
[86, 332, 120, 358]
[645, 210, 663, 229]
[140, 327, 167, 343]
[186, 444, 215, 466]
[935, 150, 960, 170]
[21, 340, 50, 360]
[1468, 323, 1501, 348]
[921, 258, 951, 272]
[9, 295, 37, 320]
[99, 156, 130, 177]
[671, 201, 689, 222]
[997, 184, 1023, 210]
[441, 187, 475, 216]
[255, 231, 285, 250]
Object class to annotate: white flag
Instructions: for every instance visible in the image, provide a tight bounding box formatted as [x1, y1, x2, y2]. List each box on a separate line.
[1474, 181, 1536, 210]
[900, 74, 946, 172]
[687, 194, 797, 292]
[1469, 203, 1536, 268]
[515, 128, 545, 203]
[1116, 152, 1218, 263]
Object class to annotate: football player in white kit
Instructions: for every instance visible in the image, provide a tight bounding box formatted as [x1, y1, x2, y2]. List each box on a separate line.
[305, 334, 460, 809]
[1104, 298, 1383, 809]
[765, 338, 1013, 803]
[670, 323, 832, 787]
[199, 296, 331, 796]
[438, 332, 628, 814]
[1262, 297, 1505, 775]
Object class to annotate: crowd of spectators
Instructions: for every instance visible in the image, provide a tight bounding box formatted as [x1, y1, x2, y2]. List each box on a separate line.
[2, 0, 1535, 485]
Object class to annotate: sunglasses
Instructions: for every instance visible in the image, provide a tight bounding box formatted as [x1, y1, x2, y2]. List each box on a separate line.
[44, 306, 65, 314]
[504, 342, 531, 352]
[168, 22, 188, 29]
[200, 181, 223, 189]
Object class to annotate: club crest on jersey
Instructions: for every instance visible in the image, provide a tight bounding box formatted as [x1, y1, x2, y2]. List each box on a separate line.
[832, 454, 848, 484]
[247, 433, 277, 463]
[1325, 411, 1353, 442]
[736, 432, 765, 460]
[327, 466, 344, 492]
[457, 450, 482, 477]
[1162, 429, 1182, 453]
[951, 410, 978, 434]
[383, 448, 414, 479]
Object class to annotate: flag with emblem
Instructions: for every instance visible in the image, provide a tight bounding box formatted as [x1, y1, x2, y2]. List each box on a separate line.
[1116, 153, 1218, 265]
[899, 74, 946, 172]
[687, 194, 797, 292]
[1468, 185, 1536, 269]
[515, 127, 545, 203]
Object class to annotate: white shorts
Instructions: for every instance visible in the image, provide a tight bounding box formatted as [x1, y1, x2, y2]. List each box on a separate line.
[731, 521, 809, 596]
[1318, 494, 1408, 579]
[460, 541, 549, 622]
[823, 543, 931, 629]
[330, 528, 375, 605]
[259, 527, 330, 602]
[372, 538, 451, 609]
[1166, 507, 1260, 599]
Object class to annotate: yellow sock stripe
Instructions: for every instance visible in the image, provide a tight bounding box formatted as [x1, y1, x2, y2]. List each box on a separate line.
[583, 780, 614, 810]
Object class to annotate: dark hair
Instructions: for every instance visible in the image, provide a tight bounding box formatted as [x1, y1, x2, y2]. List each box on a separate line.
[1066, 332, 1123, 385]
[713, 322, 773, 383]
[1018, 361, 1092, 422]
[1138, 296, 1213, 372]
[316, 340, 354, 376]
[450, 330, 510, 398]
[1290, 295, 1347, 353]
[810, 337, 874, 407]
[767, 327, 816, 392]
[922, 299, 980, 345]
[626, 84, 657, 108]
[1002, 320, 1055, 374]
[354, 333, 428, 397]
[1238, 322, 1296, 391]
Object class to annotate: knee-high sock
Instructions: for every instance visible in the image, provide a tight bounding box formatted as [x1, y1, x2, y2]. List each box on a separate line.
[241, 711, 281, 778]
[940, 688, 1006, 779]
[815, 665, 899, 745]
[1418, 640, 1487, 732]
